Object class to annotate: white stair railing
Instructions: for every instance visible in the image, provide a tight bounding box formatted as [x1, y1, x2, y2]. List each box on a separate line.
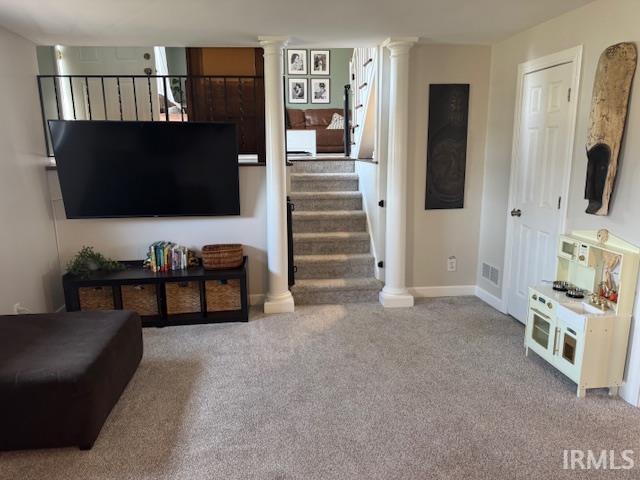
[349, 47, 377, 160]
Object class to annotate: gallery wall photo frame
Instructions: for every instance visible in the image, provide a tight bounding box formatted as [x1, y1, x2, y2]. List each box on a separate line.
[311, 78, 330, 104]
[288, 78, 308, 104]
[311, 50, 330, 75]
[287, 49, 308, 75]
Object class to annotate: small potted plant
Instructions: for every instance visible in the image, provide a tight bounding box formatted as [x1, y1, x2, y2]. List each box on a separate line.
[67, 246, 124, 279]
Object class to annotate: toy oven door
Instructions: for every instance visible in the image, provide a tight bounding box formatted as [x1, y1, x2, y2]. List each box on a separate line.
[527, 307, 556, 362]
[555, 322, 582, 380]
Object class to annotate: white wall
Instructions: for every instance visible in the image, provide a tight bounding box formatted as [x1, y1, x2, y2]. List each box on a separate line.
[48, 167, 268, 304]
[0, 27, 62, 314]
[355, 161, 383, 278]
[406, 44, 491, 290]
[477, 0, 640, 404]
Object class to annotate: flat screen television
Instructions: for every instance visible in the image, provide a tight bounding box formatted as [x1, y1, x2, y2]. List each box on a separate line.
[48, 120, 240, 218]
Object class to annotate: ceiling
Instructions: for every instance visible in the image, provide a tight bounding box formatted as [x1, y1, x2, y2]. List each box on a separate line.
[0, 0, 594, 47]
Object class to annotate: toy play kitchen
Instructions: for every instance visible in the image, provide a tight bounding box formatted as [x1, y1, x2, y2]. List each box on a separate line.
[525, 230, 639, 398]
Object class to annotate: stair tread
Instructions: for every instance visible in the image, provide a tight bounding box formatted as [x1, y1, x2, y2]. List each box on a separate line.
[289, 157, 353, 162]
[292, 277, 383, 291]
[289, 191, 361, 198]
[293, 231, 370, 241]
[291, 173, 358, 180]
[292, 210, 365, 218]
[294, 253, 373, 263]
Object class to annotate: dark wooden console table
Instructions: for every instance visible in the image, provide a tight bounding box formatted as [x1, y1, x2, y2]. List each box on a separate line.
[63, 257, 248, 327]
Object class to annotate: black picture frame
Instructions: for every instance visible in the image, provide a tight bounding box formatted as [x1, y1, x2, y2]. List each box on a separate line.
[287, 49, 307, 75]
[311, 78, 330, 104]
[311, 50, 330, 75]
[288, 78, 308, 104]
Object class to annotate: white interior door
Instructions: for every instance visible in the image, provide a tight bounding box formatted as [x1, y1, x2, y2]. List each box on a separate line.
[57, 46, 159, 121]
[507, 62, 574, 323]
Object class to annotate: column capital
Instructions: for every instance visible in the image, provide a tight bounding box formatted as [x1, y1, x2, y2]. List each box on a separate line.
[382, 37, 418, 55]
[258, 36, 289, 51]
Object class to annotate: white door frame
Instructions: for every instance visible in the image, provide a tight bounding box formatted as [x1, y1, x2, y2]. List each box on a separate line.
[501, 46, 583, 315]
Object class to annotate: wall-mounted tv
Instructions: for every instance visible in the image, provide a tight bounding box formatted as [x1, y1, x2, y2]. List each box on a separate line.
[49, 120, 240, 218]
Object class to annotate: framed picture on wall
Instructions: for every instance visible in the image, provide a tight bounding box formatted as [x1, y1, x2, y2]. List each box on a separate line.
[311, 50, 330, 75]
[287, 49, 307, 75]
[311, 78, 330, 104]
[288, 78, 308, 103]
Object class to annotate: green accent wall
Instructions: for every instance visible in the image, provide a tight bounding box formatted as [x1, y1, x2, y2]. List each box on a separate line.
[36, 46, 56, 75]
[285, 48, 352, 110]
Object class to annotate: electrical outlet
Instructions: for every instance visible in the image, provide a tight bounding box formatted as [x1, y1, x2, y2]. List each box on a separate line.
[447, 256, 457, 272]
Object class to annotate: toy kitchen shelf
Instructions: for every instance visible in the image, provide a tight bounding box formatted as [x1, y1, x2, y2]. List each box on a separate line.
[525, 230, 640, 398]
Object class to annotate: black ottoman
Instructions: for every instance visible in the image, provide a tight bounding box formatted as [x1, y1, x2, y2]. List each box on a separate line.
[0, 310, 142, 451]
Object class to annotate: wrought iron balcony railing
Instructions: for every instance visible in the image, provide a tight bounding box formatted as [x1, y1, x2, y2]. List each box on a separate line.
[37, 74, 265, 161]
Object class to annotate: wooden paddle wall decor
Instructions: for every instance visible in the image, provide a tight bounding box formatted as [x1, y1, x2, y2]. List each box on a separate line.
[585, 42, 637, 216]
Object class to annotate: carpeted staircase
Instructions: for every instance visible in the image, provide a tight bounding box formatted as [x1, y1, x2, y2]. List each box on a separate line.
[289, 159, 382, 304]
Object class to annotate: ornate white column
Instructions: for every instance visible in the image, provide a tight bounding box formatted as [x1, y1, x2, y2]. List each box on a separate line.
[380, 38, 417, 308]
[259, 36, 295, 314]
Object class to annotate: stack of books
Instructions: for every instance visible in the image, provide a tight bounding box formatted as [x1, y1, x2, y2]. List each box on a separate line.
[145, 242, 189, 273]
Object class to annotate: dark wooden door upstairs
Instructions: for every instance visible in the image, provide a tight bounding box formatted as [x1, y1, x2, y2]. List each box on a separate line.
[186, 48, 266, 162]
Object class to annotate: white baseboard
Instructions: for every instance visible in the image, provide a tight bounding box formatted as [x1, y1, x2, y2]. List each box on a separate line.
[475, 286, 507, 314]
[408, 285, 476, 297]
[249, 294, 265, 306]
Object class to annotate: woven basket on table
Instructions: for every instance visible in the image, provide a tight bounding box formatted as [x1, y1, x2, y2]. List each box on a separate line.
[202, 244, 243, 270]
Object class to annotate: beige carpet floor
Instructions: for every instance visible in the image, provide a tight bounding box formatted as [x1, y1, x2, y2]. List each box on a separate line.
[3, 297, 640, 479]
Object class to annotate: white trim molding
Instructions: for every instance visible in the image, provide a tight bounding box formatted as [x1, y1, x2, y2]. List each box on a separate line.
[501, 45, 583, 318]
[475, 287, 508, 314]
[249, 294, 266, 306]
[409, 285, 476, 297]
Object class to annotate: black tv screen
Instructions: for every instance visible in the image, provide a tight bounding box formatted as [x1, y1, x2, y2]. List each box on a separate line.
[49, 120, 240, 218]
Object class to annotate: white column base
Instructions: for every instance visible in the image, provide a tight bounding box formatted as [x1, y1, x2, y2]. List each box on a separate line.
[264, 291, 295, 314]
[379, 288, 414, 308]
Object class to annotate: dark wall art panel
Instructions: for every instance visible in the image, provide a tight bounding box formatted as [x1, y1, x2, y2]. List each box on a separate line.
[425, 84, 470, 210]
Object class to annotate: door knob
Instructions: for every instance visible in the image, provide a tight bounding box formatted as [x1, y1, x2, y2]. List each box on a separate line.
[510, 209, 522, 217]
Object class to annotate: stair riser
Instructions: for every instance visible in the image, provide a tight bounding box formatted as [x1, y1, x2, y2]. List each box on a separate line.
[293, 217, 366, 233]
[294, 239, 370, 255]
[292, 289, 380, 305]
[290, 161, 355, 174]
[291, 179, 359, 192]
[292, 197, 362, 211]
[295, 261, 374, 279]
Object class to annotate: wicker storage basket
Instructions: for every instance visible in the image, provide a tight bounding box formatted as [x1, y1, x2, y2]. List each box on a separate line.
[202, 244, 243, 270]
[166, 281, 201, 315]
[79, 286, 114, 311]
[121, 284, 158, 316]
[205, 279, 241, 312]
